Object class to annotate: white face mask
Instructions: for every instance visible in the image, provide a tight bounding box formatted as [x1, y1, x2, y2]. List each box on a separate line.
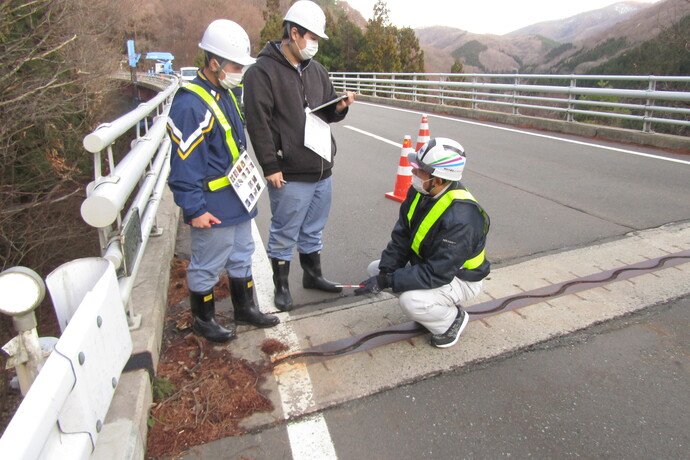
[298, 38, 319, 60]
[412, 175, 432, 195]
[219, 71, 243, 90]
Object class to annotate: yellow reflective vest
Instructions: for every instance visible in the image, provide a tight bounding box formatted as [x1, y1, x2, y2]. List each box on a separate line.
[183, 83, 243, 191]
[406, 188, 489, 270]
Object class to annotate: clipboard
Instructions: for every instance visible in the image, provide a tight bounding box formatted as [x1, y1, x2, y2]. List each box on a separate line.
[310, 94, 347, 112]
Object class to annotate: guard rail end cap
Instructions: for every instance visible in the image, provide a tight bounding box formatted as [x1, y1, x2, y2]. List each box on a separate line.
[80, 195, 118, 228]
[83, 133, 106, 153]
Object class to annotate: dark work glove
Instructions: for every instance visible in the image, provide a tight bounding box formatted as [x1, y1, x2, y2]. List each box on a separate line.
[354, 273, 391, 296]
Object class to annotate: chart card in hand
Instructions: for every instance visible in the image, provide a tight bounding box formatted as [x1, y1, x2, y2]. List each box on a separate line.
[228, 151, 265, 213]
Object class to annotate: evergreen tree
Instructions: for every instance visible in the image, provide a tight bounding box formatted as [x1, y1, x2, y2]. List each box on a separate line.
[336, 16, 365, 71]
[320, 10, 365, 71]
[398, 27, 424, 73]
[357, 0, 401, 72]
[259, 0, 285, 48]
[450, 59, 465, 76]
[319, 9, 338, 70]
[448, 60, 468, 106]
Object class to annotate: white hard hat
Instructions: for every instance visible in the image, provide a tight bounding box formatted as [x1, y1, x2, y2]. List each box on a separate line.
[408, 138, 466, 181]
[198, 19, 256, 66]
[284, 0, 329, 40]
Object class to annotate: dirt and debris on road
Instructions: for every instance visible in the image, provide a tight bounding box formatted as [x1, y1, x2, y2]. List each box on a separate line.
[146, 259, 286, 459]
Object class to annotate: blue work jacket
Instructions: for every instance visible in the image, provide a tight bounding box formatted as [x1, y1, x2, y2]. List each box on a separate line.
[166, 71, 256, 226]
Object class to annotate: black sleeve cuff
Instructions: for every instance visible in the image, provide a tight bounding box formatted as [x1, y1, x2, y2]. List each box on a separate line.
[377, 272, 392, 290]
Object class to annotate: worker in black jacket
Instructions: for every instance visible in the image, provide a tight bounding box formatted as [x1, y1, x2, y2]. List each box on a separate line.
[356, 138, 490, 348]
[243, 0, 355, 311]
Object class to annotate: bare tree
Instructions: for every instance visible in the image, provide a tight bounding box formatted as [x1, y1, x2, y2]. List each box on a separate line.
[0, 0, 140, 430]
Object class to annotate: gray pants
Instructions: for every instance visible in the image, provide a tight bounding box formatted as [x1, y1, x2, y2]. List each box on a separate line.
[267, 177, 332, 260]
[188, 220, 254, 292]
[368, 260, 482, 334]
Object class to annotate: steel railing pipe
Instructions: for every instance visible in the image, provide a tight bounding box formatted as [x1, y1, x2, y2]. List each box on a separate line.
[331, 72, 690, 131]
[80, 115, 168, 228]
[82, 82, 177, 153]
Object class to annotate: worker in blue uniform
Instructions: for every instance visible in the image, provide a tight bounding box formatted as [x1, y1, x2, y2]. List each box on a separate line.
[167, 19, 279, 343]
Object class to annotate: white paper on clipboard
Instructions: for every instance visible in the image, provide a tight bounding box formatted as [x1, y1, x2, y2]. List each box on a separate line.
[304, 108, 331, 162]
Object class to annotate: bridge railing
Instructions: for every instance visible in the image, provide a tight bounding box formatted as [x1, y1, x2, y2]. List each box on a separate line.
[330, 72, 690, 133]
[0, 74, 178, 459]
[80, 74, 177, 327]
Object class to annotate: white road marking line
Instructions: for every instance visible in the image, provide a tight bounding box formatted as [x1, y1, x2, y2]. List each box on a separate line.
[342, 125, 402, 148]
[353, 101, 690, 166]
[251, 222, 338, 460]
[286, 414, 338, 460]
[250, 221, 281, 314]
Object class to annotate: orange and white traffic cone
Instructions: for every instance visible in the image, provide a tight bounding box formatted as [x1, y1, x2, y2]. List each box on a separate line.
[415, 114, 430, 152]
[385, 135, 414, 203]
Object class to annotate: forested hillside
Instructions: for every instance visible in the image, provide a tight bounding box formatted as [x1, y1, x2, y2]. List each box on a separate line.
[120, 0, 422, 72]
[588, 13, 690, 76]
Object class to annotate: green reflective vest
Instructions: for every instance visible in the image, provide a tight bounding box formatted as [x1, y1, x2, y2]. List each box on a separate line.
[406, 188, 489, 270]
[183, 83, 243, 191]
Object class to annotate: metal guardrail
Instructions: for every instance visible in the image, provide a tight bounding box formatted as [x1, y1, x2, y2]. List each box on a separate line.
[330, 72, 690, 133]
[81, 73, 177, 327]
[0, 73, 179, 459]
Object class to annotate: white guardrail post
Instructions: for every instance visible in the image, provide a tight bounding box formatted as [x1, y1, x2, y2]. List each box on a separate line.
[567, 76, 577, 122]
[644, 76, 657, 133]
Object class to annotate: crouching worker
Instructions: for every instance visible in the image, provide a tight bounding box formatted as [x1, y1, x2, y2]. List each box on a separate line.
[167, 20, 279, 343]
[355, 138, 490, 348]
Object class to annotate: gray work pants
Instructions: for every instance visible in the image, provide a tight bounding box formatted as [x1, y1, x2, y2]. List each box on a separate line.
[368, 260, 482, 334]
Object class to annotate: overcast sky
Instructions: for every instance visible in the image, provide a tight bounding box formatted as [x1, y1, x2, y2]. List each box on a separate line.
[343, 0, 662, 35]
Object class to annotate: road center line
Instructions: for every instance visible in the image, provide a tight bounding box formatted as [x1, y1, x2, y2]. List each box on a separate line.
[353, 101, 690, 166]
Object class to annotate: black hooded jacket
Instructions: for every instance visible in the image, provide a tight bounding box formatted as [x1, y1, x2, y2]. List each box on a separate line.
[243, 41, 348, 182]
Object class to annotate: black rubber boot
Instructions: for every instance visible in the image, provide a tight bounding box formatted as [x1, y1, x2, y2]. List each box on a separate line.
[299, 251, 342, 293]
[271, 258, 293, 311]
[231, 277, 279, 328]
[189, 289, 236, 343]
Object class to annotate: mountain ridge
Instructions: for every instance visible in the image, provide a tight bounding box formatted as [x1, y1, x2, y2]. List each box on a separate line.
[415, 0, 690, 74]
